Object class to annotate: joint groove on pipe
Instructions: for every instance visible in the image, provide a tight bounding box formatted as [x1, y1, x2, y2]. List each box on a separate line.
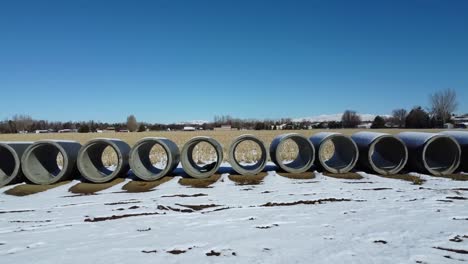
[77, 138, 130, 183]
[270, 133, 315, 173]
[180, 136, 223, 179]
[129, 137, 180, 181]
[440, 131, 468, 172]
[351, 132, 408, 175]
[310, 132, 358, 174]
[0, 142, 32, 187]
[21, 140, 81, 185]
[228, 134, 268, 175]
[396, 132, 461, 176]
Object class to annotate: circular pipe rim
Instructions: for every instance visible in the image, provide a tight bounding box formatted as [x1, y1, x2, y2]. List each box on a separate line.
[228, 134, 267, 175]
[368, 135, 408, 175]
[129, 137, 175, 181]
[422, 134, 461, 176]
[77, 138, 125, 183]
[317, 134, 359, 174]
[273, 133, 315, 173]
[0, 143, 21, 187]
[21, 141, 69, 185]
[180, 136, 223, 179]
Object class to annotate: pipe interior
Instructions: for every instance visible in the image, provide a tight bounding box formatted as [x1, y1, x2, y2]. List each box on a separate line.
[425, 137, 459, 173]
[81, 142, 119, 179]
[371, 137, 406, 171]
[25, 144, 62, 182]
[279, 137, 313, 170]
[321, 137, 357, 170]
[133, 142, 169, 176]
[233, 139, 265, 171]
[186, 141, 219, 173]
[0, 146, 16, 178]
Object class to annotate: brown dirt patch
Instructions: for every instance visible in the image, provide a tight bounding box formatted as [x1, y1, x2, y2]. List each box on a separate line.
[69, 178, 124, 194]
[260, 198, 352, 207]
[323, 172, 363, 179]
[175, 203, 219, 211]
[84, 211, 162, 222]
[277, 172, 315, 180]
[228, 172, 268, 185]
[121, 177, 173, 193]
[161, 193, 208, 198]
[0, 209, 35, 214]
[178, 174, 221, 188]
[435, 174, 468, 181]
[376, 174, 425, 185]
[433, 246, 468, 254]
[4, 181, 71, 196]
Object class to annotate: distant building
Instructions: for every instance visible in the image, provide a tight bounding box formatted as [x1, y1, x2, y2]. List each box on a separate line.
[35, 130, 49, 134]
[357, 123, 372, 129]
[58, 129, 73, 133]
[183, 126, 196, 131]
[214, 125, 238, 131]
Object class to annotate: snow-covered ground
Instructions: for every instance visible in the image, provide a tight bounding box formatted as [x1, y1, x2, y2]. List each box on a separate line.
[0, 164, 467, 263]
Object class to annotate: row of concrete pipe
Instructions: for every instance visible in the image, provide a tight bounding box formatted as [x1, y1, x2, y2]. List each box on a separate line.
[0, 131, 466, 186]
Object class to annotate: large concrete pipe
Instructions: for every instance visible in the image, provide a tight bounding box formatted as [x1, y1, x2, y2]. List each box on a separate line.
[270, 133, 315, 173]
[180, 136, 223, 178]
[21, 140, 82, 185]
[228, 134, 268, 175]
[0, 142, 33, 187]
[440, 131, 468, 172]
[396, 132, 460, 176]
[351, 132, 408, 175]
[129, 137, 180, 181]
[310, 132, 359, 174]
[77, 138, 130, 183]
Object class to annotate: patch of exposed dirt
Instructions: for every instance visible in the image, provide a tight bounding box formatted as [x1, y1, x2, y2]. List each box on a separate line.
[323, 172, 364, 179]
[122, 177, 173, 193]
[0, 209, 35, 214]
[343, 181, 374, 184]
[446, 196, 467, 200]
[105, 200, 141, 206]
[256, 224, 279, 229]
[201, 207, 232, 214]
[84, 212, 162, 222]
[175, 203, 220, 211]
[69, 178, 124, 194]
[4, 181, 71, 196]
[433, 246, 468, 254]
[453, 217, 468, 221]
[435, 174, 468, 181]
[449, 235, 467, 243]
[141, 249, 157, 253]
[260, 198, 352, 207]
[178, 174, 221, 188]
[157, 205, 193, 213]
[361, 188, 393, 191]
[277, 172, 315, 180]
[166, 247, 194, 255]
[453, 188, 468, 191]
[376, 174, 425, 185]
[228, 172, 268, 185]
[161, 193, 208, 198]
[137, 227, 151, 232]
[9, 220, 51, 223]
[206, 250, 221, 256]
[373, 240, 388, 244]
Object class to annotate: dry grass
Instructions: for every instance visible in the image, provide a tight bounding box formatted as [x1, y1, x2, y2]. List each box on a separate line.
[4, 181, 71, 196]
[277, 172, 316, 180]
[122, 177, 173, 192]
[377, 174, 425, 185]
[68, 178, 125, 194]
[178, 174, 221, 188]
[322, 172, 364, 179]
[228, 172, 268, 185]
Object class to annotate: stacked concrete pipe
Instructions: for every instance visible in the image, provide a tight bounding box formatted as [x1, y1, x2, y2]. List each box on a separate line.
[310, 132, 359, 174]
[396, 132, 460, 176]
[228, 134, 268, 175]
[440, 130, 468, 172]
[351, 132, 408, 175]
[129, 137, 180, 181]
[77, 138, 130, 183]
[180, 136, 223, 178]
[270, 133, 315, 173]
[21, 140, 82, 185]
[0, 142, 33, 187]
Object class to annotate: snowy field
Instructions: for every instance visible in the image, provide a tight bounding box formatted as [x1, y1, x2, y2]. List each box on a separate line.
[0, 164, 467, 263]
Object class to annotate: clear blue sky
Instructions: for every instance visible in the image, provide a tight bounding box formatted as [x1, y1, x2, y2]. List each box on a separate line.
[1, 0, 467, 124]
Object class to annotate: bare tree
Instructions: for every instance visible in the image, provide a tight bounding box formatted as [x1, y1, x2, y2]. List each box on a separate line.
[12, 114, 33, 132]
[392, 109, 407, 128]
[430, 88, 458, 125]
[341, 110, 361, 128]
[126, 115, 138, 132]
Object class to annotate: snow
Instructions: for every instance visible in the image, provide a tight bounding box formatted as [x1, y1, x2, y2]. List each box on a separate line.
[0, 164, 467, 263]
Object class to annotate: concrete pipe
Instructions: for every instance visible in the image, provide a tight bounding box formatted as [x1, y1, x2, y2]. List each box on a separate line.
[0, 142, 33, 187]
[351, 132, 408, 175]
[180, 136, 223, 178]
[77, 138, 131, 183]
[396, 132, 461, 176]
[269, 133, 315, 173]
[440, 131, 468, 172]
[228, 134, 268, 175]
[21, 140, 82, 185]
[129, 137, 180, 181]
[310, 132, 359, 174]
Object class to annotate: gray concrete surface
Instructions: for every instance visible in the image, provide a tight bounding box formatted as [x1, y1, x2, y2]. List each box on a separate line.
[180, 136, 223, 178]
[228, 134, 267, 175]
[270, 133, 315, 173]
[0, 142, 33, 187]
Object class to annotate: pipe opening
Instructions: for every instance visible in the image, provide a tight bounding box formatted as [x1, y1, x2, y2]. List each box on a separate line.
[132, 142, 169, 177]
[233, 139, 265, 172]
[0, 146, 16, 178]
[23, 143, 64, 182]
[370, 137, 407, 174]
[188, 141, 219, 173]
[319, 136, 357, 173]
[80, 142, 120, 179]
[424, 137, 460, 174]
[278, 137, 314, 171]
